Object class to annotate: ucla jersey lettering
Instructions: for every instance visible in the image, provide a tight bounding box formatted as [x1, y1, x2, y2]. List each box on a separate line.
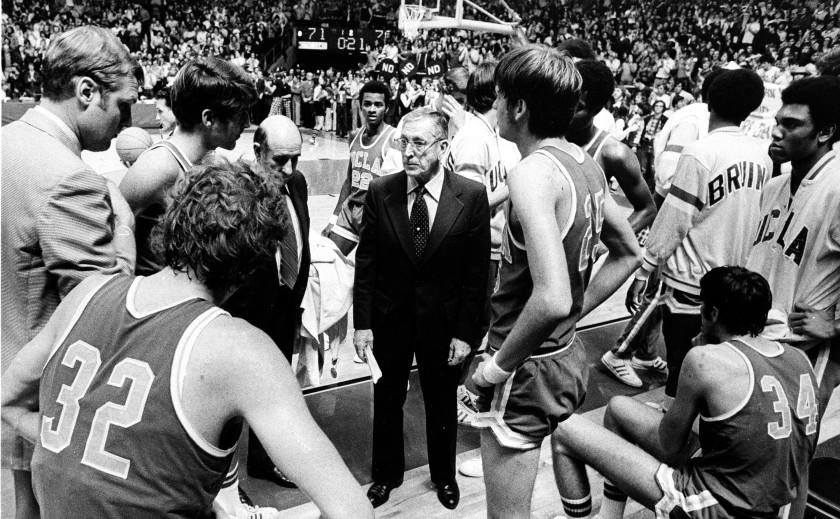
[708, 161, 768, 206]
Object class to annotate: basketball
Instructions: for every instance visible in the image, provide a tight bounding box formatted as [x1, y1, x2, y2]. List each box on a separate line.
[115, 127, 153, 166]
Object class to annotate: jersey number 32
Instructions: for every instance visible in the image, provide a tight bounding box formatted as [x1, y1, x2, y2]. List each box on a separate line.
[40, 340, 155, 479]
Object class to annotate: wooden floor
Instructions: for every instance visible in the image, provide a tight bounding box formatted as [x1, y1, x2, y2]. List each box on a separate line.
[281, 385, 840, 519]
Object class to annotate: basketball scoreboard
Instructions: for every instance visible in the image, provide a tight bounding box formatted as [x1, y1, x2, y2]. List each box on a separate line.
[296, 25, 393, 53]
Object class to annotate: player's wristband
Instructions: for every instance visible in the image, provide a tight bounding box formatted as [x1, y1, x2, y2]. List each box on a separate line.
[483, 356, 513, 384]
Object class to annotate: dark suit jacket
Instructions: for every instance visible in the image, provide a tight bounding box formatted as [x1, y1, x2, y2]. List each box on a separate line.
[224, 170, 310, 359]
[354, 169, 490, 350]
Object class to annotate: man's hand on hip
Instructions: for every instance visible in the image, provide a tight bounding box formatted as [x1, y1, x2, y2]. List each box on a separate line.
[447, 338, 471, 366]
[354, 329, 374, 362]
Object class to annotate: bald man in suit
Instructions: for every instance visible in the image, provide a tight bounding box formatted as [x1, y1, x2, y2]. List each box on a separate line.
[224, 115, 311, 488]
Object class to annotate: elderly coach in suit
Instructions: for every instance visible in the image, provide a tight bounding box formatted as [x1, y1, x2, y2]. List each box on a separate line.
[353, 108, 490, 510]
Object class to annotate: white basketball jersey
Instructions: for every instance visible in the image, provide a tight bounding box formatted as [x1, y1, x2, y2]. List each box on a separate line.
[747, 151, 840, 319]
[644, 127, 772, 295]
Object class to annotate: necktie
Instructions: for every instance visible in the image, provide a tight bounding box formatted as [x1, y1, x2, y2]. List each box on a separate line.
[410, 186, 429, 256]
[279, 195, 299, 288]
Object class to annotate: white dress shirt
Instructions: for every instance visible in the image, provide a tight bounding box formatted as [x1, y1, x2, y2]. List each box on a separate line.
[406, 168, 444, 231]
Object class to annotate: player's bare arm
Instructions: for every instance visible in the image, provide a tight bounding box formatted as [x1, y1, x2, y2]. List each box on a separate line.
[601, 141, 655, 234]
[119, 148, 183, 213]
[190, 317, 374, 519]
[1, 275, 113, 444]
[491, 154, 574, 371]
[580, 195, 642, 318]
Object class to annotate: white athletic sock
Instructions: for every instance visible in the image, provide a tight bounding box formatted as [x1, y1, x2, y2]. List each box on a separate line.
[214, 481, 241, 514]
[600, 480, 628, 519]
[561, 494, 592, 518]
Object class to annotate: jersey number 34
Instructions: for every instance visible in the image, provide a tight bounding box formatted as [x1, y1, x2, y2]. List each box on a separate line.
[40, 340, 155, 479]
[761, 374, 819, 440]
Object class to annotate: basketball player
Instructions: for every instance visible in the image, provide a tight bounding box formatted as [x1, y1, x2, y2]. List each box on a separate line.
[626, 69, 770, 405]
[552, 266, 818, 519]
[467, 44, 641, 518]
[604, 69, 728, 389]
[446, 62, 520, 429]
[324, 80, 402, 255]
[565, 60, 659, 388]
[154, 87, 176, 137]
[568, 60, 655, 240]
[1, 158, 374, 519]
[120, 57, 256, 276]
[555, 38, 616, 134]
[119, 57, 267, 517]
[747, 76, 840, 411]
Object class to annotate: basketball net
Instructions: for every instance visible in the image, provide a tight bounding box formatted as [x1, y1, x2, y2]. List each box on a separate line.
[399, 4, 428, 40]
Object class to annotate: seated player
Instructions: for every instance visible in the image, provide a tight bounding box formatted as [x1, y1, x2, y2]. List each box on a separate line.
[1, 158, 373, 519]
[551, 266, 818, 519]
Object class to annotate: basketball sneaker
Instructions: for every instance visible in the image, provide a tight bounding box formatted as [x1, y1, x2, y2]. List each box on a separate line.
[213, 487, 281, 519]
[630, 356, 668, 374]
[600, 351, 642, 388]
[456, 385, 479, 426]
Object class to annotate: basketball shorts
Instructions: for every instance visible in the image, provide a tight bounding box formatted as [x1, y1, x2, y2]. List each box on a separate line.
[329, 197, 364, 244]
[471, 336, 588, 450]
[654, 465, 728, 519]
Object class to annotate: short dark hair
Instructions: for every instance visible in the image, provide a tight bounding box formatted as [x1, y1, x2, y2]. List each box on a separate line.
[707, 69, 764, 124]
[467, 61, 497, 114]
[171, 57, 257, 130]
[42, 26, 136, 100]
[781, 76, 840, 145]
[700, 67, 726, 102]
[359, 80, 392, 105]
[700, 266, 771, 337]
[576, 59, 615, 113]
[153, 158, 289, 293]
[155, 87, 171, 108]
[556, 38, 597, 60]
[495, 44, 581, 138]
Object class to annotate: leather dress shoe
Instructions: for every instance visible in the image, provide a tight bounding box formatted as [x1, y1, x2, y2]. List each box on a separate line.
[248, 466, 298, 488]
[436, 481, 460, 509]
[367, 482, 398, 508]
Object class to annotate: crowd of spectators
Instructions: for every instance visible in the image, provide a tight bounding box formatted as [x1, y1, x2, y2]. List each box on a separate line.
[3, 0, 838, 147]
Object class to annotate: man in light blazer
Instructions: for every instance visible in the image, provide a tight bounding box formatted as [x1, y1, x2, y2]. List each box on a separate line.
[1, 26, 138, 518]
[353, 107, 490, 510]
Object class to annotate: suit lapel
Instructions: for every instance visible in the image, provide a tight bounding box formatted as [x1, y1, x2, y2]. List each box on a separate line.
[421, 172, 463, 264]
[383, 174, 419, 266]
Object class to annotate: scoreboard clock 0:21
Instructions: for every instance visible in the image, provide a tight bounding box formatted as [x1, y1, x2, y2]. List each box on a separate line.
[296, 25, 391, 53]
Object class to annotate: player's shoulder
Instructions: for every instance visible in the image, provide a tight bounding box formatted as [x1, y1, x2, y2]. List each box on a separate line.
[127, 145, 183, 181]
[684, 341, 745, 384]
[193, 313, 279, 371]
[599, 137, 636, 167]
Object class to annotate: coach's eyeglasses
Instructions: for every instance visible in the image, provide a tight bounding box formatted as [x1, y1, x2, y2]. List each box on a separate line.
[393, 137, 444, 154]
